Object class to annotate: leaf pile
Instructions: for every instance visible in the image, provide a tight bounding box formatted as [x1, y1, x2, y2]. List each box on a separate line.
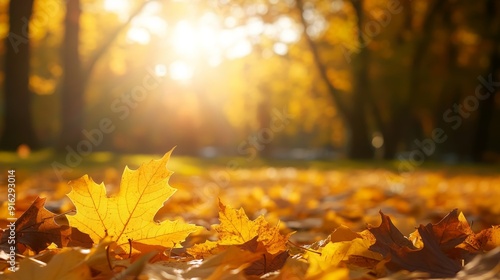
[1, 152, 500, 279]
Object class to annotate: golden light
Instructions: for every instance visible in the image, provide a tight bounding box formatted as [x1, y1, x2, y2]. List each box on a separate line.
[172, 21, 199, 56]
[154, 64, 168, 77]
[103, 1, 302, 80]
[103, 0, 131, 21]
[273, 42, 288, 56]
[169, 60, 193, 81]
[103, 0, 126, 12]
[126, 27, 150, 45]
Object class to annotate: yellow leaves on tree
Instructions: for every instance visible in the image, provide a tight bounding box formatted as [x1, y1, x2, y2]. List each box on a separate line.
[66, 150, 201, 255]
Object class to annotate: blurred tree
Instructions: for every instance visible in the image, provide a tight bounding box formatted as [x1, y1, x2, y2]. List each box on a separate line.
[59, 0, 83, 151]
[473, 0, 500, 162]
[0, 0, 38, 150]
[383, 1, 446, 159]
[296, 0, 375, 159]
[58, 0, 149, 151]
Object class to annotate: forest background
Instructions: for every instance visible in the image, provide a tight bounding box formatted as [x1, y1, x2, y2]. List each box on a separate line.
[1, 0, 499, 166]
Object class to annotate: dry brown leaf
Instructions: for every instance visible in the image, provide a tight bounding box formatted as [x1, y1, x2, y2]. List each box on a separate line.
[0, 197, 71, 253]
[238, 236, 289, 276]
[369, 211, 462, 278]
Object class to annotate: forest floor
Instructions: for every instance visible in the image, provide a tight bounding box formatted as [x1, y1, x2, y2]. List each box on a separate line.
[1, 150, 500, 279]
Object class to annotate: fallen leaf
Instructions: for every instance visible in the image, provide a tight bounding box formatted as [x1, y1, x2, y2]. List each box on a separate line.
[67, 227, 93, 249]
[5, 248, 90, 280]
[419, 209, 472, 252]
[330, 225, 362, 243]
[473, 226, 500, 251]
[455, 246, 500, 279]
[275, 257, 309, 280]
[187, 240, 221, 259]
[83, 237, 115, 274]
[369, 211, 462, 278]
[213, 201, 262, 246]
[306, 247, 351, 280]
[244, 250, 289, 276]
[188, 202, 291, 276]
[238, 236, 289, 276]
[183, 246, 262, 280]
[368, 211, 416, 257]
[0, 197, 71, 253]
[111, 251, 157, 280]
[213, 200, 290, 254]
[66, 150, 201, 255]
[411, 209, 476, 261]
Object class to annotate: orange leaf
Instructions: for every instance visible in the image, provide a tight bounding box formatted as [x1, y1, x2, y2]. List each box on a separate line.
[474, 226, 500, 251]
[187, 240, 221, 259]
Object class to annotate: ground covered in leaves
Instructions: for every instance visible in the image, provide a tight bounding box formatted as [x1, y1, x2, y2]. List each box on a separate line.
[1, 151, 500, 279]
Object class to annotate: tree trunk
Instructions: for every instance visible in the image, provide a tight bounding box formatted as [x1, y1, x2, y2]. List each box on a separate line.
[57, 1, 149, 151]
[0, 0, 37, 150]
[472, 0, 500, 162]
[384, 1, 446, 159]
[58, 0, 84, 151]
[346, 111, 373, 159]
[349, 0, 374, 159]
[296, 0, 374, 159]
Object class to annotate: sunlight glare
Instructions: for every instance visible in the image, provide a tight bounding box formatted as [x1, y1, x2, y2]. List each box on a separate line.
[173, 21, 198, 55]
[224, 17, 237, 28]
[154, 64, 167, 77]
[276, 16, 300, 43]
[208, 55, 222, 67]
[104, 0, 127, 12]
[273, 42, 288, 55]
[104, 0, 131, 20]
[246, 17, 264, 36]
[169, 61, 193, 81]
[226, 40, 252, 59]
[127, 27, 150, 45]
[132, 16, 167, 36]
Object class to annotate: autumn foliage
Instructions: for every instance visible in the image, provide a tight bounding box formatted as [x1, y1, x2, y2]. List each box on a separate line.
[1, 152, 500, 279]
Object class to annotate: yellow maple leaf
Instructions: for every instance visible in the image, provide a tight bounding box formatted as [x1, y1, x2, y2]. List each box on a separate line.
[66, 150, 201, 254]
[189, 201, 290, 261]
[214, 200, 261, 245]
[213, 200, 290, 254]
